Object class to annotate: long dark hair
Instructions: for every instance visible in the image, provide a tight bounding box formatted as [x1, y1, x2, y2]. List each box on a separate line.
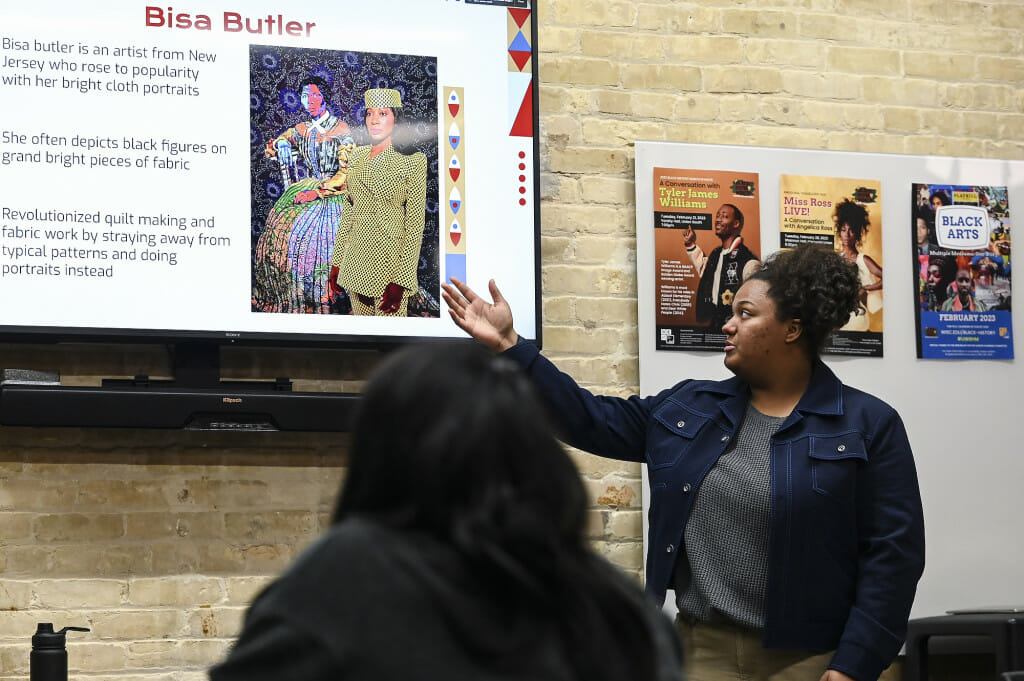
[335, 342, 666, 681]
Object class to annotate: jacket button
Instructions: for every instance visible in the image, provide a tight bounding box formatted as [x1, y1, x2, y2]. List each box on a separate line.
[682, 483, 692, 493]
[677, 420, 685, 428]
[666, 545, 674, 553]
[837, 444, 846, 452]
[720, 435, 728, 442]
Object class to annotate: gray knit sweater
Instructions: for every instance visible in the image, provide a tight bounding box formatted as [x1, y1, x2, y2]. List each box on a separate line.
[675, 404, 783, 629]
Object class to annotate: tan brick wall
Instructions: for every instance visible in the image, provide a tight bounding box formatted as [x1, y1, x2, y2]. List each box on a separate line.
[2, 1, 1023, 677]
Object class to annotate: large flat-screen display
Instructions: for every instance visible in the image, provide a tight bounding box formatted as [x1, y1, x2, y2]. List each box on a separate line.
[0, 0, 540, 346]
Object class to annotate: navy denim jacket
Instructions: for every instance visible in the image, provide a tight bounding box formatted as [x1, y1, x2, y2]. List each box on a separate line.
[505, 342, 925, 681]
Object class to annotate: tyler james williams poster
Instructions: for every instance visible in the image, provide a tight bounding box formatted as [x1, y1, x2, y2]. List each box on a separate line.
[653, 167, 761, 352]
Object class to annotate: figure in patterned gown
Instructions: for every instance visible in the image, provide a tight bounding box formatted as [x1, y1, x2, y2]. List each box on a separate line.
[254, 75, 355, 313]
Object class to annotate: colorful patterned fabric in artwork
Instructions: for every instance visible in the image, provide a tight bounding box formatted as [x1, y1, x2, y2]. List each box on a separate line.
[253, 113, 354, 313]
[331, 144, 428, 311]
[249, 45, 440, 317]
[364, 88, 402, 108]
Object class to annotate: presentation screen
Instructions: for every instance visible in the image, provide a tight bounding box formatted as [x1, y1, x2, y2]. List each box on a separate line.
[0, 0, 540, 346]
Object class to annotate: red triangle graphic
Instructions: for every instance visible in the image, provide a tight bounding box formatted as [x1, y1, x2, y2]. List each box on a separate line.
[451, 232, 461, 246]
[450, 167, 461, 182]
[509, 80, 533, 138]
[509, 8, 530, 28]
[448, 103, 460, 117]
[509, 50, 531, 72]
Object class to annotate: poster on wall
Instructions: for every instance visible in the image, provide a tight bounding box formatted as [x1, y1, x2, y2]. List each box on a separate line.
[653, 167, 761, 351]
[779, 175, 884, 357]
[913, 183, 1013, 359]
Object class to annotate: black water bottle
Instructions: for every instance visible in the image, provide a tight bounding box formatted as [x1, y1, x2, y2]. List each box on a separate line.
[30, 623, 90, 681]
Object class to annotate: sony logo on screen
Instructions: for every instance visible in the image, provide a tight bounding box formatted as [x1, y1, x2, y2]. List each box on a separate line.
[935, 205, 989, 250]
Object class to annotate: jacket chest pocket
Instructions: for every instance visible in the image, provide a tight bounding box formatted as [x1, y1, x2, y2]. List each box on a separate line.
[807, 433, 867, 501]
[647, 402, 711, 470]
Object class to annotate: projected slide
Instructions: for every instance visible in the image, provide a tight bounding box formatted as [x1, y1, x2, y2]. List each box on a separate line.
[0, 0, 538, 342]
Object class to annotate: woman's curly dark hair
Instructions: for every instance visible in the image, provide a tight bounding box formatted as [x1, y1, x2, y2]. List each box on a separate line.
[748, 245, 861, 357]
[833, 198, 870, 246]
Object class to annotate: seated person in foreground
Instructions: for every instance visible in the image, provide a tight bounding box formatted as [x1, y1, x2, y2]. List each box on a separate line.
[209, 342, 684, 681]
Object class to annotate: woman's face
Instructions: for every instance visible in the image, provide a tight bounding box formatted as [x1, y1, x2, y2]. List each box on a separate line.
[721, 279, 795, 379]
[931, 195, 944, 211]
[916, 218, 929, 245]
[838, 222, 858, 249]
[301, 84, 326, 117]
[366, 107, 396, 144]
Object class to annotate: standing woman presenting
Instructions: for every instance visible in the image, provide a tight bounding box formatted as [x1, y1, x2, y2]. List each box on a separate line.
[442, 244, 925, 681]
[329, 88, 428, 317]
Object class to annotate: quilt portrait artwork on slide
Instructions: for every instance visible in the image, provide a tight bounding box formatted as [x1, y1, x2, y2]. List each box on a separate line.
[249, 46, 439, 317]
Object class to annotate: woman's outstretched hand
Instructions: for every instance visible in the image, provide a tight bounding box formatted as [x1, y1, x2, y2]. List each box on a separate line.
[441, 277, 519, 353]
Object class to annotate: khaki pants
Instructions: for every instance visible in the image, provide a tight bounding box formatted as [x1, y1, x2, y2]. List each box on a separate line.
[676, 617, 901, 681]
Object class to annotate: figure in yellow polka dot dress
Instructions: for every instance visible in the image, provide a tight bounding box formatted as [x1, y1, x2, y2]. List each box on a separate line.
[329, 88, 428, 317]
